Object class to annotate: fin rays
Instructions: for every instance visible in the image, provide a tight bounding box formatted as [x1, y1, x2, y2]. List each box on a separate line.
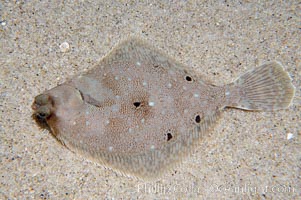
[229, 62, 295, 111]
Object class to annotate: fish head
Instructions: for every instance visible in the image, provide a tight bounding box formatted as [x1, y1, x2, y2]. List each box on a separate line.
[32, 85, 84, 133]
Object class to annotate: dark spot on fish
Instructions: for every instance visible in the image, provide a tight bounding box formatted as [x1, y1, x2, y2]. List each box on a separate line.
[167, 132, 173, 141]
[185, 76, 192, 82]
[195, 115, 201, 123]
[133, 102, 141, 108]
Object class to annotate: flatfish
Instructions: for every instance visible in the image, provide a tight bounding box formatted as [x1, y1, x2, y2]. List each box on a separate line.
[32, 39, 295, 179]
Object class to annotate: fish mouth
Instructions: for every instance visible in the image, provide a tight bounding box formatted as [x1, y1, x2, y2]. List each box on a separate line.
[32, 93, 54, 128]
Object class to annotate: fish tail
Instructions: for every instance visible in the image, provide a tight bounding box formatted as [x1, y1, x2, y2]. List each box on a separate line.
[226, 62, 295, 111]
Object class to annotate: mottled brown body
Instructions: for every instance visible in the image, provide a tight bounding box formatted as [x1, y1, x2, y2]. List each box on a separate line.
[32, 39, 295, 179]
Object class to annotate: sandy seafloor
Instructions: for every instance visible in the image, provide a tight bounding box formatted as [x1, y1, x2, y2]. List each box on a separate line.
[0, 1, 300, 199]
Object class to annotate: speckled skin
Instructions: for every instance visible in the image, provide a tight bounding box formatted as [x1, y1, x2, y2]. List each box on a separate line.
[32, 39, 294, 179]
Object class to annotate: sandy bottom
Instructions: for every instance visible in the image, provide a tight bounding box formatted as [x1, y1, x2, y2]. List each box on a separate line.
[1, 1, 300, 199]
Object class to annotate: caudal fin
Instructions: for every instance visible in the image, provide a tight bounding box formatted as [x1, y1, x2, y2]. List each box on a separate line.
[229, 62, 295, 111]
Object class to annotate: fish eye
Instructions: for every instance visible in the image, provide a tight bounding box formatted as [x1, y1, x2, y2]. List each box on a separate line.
[34, 94, 50, 106]
[35, 106, 51, 120]
[37, 112, 47, 119]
